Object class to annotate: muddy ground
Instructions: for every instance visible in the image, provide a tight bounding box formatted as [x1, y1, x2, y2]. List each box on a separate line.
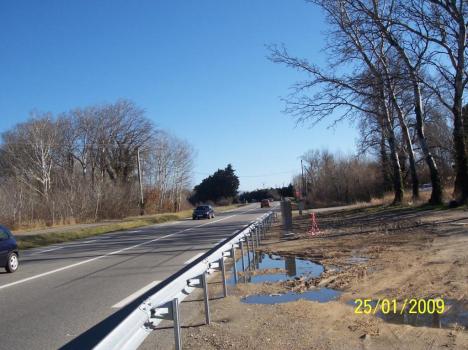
[168, 205, 468, 350]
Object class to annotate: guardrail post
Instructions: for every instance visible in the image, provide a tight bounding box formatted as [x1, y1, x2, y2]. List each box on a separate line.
[250, 233, 256, 270]
[239, 240, 246, 273]
[172, 298, 182, 350]
[252, 230, 257, 250]
[255, 226, 260, 247]
[246, 236, 252, 270]
[201, 273, 211, 325]
[231, 245, 238, 284]
[220, 258, 227, 297]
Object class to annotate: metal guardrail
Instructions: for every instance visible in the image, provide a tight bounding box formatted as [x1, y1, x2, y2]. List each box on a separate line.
[94, 210, 277, 350]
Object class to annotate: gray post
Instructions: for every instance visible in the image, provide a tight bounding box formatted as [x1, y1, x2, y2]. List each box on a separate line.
[201, 273, 210, 325]
[231, 246, 238, 284]
[172, 298, 182, 350]
[220, 258, 227, 297]
[256, 226, 260, 247]
[250, 233, 256, 269]
[281, 199, 293, 237]
[239, 240, 246, 272]
[246, 236, 252, 270]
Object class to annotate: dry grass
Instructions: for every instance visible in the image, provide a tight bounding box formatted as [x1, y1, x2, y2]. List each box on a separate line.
[357, 187, 455, 207]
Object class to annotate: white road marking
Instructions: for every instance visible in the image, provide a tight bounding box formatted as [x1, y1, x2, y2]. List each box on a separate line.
[184, 252, 205, 265]
[36, 246, 64, 254]
[112, 280, 161, 308]
[0, 206, 258, 291]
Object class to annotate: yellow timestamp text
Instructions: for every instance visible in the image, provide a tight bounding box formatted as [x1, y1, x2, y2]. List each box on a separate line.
[353, 298, 445, 315]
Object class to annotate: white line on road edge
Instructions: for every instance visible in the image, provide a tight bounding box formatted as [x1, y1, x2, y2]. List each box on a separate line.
[0, 206, 258, 291]
[112, 281, 161, 308]
[183, 252, 205, 265]
[35, 246, 64, 254]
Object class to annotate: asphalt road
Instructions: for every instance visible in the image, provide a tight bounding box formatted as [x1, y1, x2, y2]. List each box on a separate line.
[0, 204, 273, 350]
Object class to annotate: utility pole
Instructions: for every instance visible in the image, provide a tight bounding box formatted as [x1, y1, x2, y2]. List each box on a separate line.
[301, 160, 306, 198]
[137, 147, 144, 215]
[300, 160, 306, 215]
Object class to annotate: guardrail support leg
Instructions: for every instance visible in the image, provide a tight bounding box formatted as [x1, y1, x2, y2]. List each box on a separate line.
[239, 240, 246, 273]
[250, 234, 256, 270]
[246, 236, 252, 270]
[231, 246, 238, 284]
[256, 226, 261, 247]
[201, 273, 211, 325]
[254, 229, 258, 250]
[220, 258, 227, 297]
[172, 298, 182, 350]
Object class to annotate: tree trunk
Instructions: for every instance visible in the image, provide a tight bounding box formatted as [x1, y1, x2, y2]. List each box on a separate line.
[384, 117, 404, 204]
[389, 91, 419, 200]
[380, 123, 393, 192]
[453, 102, 468, 202]
[377, 21, 443, 204]
[452, 20, 468, 203]
[412, 83, 443, 205]
[379, 86, 404, 204]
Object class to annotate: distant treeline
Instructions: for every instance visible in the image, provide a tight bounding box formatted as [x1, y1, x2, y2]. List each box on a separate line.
[239, 184, 294, 202]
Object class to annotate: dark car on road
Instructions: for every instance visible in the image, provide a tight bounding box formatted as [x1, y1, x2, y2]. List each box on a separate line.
[261, 199, 270, 208]
[192, 205, 215, 220]
[0, 225, 19, 273]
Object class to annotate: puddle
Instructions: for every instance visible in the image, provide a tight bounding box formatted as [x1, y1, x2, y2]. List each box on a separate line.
[228, 253, 324, 284]
[231, 253, 342, 306]
[347, 299, 468, 329]
[242, 288, 341, 304]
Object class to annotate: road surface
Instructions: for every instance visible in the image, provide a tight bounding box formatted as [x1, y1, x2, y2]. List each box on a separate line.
[0, 204, 272, 350]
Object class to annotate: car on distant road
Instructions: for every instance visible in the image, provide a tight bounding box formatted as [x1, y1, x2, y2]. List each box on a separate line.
[0, 225, 19, 273]
[261, 199, 270, 208]
[192, 205, 215, 220]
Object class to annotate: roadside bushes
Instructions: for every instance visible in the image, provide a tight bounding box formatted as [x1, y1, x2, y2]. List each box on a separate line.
[298, 150, 383, 207]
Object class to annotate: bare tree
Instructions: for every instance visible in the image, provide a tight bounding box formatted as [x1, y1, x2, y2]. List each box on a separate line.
[390, 0, 468, 203]
[1, 114, 59, 201]
[0, 100, 195, 228]
[270, 0, 407, 203]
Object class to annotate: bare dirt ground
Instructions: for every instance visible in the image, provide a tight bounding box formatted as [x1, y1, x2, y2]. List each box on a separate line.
[172, 205, 468, 350]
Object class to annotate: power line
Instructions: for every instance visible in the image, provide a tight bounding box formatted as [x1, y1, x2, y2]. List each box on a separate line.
[193, 170, 297, 178]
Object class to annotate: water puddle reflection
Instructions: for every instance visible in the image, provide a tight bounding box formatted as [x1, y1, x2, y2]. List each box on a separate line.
[228, 253, 323, 284]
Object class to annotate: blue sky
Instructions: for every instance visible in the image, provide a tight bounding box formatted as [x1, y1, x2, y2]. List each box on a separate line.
[0, 0, 357, 191]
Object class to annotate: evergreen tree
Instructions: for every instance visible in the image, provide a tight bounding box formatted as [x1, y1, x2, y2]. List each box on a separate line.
[190, 164, 240, 204]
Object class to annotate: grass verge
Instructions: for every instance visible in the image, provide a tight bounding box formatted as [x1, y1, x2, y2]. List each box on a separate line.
[16, 204, 244, 250]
